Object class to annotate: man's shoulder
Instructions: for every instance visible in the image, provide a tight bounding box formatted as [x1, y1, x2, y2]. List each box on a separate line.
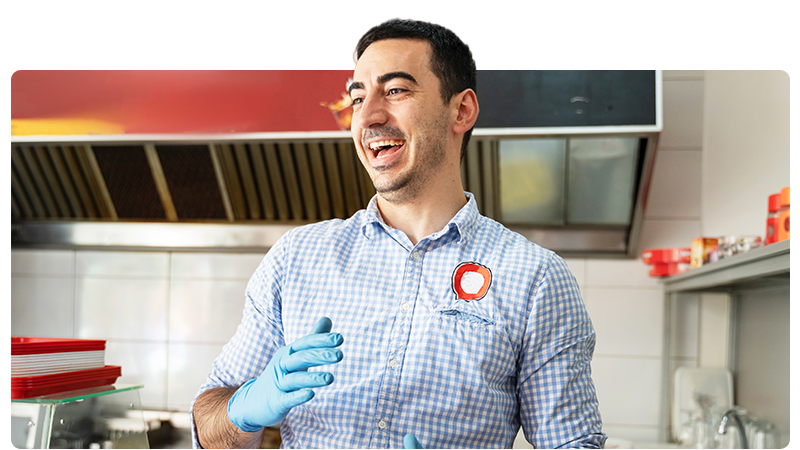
[474, 213, 575, 274]
[282, 211, 366, 243]
[474, 214, 552, 257]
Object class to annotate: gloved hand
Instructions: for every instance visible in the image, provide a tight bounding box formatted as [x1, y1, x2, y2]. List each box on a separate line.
[404, 433, 423, 449]
[228, 317, 344, 432]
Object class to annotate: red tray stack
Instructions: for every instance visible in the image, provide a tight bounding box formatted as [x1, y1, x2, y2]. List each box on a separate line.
[11, 337, 121, 399]
[641, 248, 691, 277]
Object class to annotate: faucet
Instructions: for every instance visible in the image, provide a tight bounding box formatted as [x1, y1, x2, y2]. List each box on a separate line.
[718, 409, 749, 448]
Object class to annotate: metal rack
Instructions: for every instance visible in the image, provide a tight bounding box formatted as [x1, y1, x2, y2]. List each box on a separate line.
[657, 239, 790, 442]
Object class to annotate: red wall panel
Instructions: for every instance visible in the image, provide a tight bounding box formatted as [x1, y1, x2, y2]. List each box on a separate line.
[11, 70, 354, 135]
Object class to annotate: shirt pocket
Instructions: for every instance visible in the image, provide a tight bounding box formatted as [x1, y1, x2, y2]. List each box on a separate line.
[434, 301, 496, 327]
[428, 300, 517, 384]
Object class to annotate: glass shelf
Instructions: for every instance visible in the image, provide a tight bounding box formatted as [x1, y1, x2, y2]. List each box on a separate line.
[12, 384, 145, 405]
[11, 384, 149, 449]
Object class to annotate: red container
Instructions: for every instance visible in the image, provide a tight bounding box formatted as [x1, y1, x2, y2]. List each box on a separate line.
[641, 248, 691, 265]
[765, 193, 781, 244]
[11, 365, 122, 399]
[649, 262, 691, 277]
[12, 337, 106, 355]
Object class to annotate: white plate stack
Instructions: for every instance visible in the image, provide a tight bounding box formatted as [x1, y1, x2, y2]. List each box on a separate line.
[11, 350, 106, 377]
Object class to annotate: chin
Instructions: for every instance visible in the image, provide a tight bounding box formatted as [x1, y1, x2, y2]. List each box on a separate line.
[374, 175, 423, 204]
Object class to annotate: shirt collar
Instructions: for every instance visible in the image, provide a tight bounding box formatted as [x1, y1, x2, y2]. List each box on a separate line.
[360, 192, 480, 245]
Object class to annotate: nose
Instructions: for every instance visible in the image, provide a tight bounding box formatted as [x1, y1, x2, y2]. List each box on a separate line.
[353, 93, 388, 131]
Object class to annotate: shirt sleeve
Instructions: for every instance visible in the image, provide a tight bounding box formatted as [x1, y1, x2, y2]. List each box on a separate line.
[188, 231, 291, 448]
[518, 251, 607, 449]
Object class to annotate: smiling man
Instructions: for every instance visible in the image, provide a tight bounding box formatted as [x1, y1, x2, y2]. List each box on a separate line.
[347, 36, 477, 244]
[191, 19, 606, 449]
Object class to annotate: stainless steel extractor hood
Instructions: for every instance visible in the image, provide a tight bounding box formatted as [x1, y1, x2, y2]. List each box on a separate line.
[10, 70, 661, 257]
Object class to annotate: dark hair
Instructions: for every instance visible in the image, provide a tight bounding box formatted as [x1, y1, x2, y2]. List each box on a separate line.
[355, 19, 477, 159]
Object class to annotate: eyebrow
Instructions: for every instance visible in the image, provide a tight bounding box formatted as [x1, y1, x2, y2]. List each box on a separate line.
[348, 71, 419, 96]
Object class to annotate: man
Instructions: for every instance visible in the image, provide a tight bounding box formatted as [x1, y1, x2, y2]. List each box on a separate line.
[191, 19, 606, 449]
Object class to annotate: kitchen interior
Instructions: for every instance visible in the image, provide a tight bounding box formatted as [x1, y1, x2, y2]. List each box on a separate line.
[9, 70, 790, 449]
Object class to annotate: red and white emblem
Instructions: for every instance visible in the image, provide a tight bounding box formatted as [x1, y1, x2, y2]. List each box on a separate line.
[452, 262, 492, 301]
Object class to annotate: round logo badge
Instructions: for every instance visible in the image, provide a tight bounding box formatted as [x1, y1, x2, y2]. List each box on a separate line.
[452, 262, 492, 301]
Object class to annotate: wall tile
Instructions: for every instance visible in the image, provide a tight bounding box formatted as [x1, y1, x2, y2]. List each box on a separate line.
[169, 279, 248, 343]
[591, 356, 661, 426]
[637, 218, 702, 251]
[171, 252, 265, 279]
[76, 278, 169, 341]
[167, 343, 227, 411]
[11, 250, 75, 275]
[585, 288, 664, 357]
[105, 340, 168, 410]
[645, 150, 702, 219]
[76, 251, 169, 277]
[11, 277, 75, 338]
[585, 259, 661, 289]
[660, 80, 704, 148]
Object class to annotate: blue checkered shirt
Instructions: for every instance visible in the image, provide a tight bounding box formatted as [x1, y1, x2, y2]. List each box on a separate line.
[191, 193, 606, 448]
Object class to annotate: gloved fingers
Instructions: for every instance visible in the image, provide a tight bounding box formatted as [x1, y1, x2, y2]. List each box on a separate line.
[404, 433, 423, 449]
[276, 388, 316, 413]
[289, 332, 344, 354]
[277, 371, 334, 392]
[310, 317, 333, 334]
[280, 347, 344, 373]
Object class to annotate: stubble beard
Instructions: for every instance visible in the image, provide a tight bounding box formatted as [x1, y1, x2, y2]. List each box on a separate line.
[370, 110, 450, 205]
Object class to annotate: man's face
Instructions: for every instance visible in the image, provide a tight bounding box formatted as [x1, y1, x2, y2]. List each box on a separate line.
[349, 38, 456, 204]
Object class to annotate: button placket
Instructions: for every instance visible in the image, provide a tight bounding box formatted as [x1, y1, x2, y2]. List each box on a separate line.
[369, 244, 426, 448]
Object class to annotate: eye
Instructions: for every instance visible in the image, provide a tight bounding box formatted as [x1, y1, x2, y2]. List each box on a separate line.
[351, 96, 364, 106]
[388, 88, 405, 96]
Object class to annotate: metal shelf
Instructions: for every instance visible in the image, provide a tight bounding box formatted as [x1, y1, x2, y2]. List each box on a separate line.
[658, 239, 790, 442]
[661, 239, 789, 293]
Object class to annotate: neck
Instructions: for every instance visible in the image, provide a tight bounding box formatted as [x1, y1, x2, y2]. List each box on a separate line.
[376, 184, 467, 246]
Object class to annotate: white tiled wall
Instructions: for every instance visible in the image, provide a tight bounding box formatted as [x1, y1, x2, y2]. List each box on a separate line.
[8, 71, 712, 443]
[11, 250, 265, 411]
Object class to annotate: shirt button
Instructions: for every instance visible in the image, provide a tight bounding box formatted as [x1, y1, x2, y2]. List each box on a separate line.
[388, 358, 399, 369]
[377, 419, 388, 430]
[410, 251, 422, 261]
[401, 302, 411, 312]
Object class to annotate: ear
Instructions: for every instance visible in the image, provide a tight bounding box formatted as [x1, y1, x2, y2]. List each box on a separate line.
[452, 88, 479, 135]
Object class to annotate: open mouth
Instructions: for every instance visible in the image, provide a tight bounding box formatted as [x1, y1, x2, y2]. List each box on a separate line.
[368, 139, 405, 159]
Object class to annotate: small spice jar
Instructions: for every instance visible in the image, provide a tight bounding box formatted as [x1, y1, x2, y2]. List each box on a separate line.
[765, 193, 781, 244]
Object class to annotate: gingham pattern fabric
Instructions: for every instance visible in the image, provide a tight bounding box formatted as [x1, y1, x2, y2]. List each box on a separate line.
[190, 193, 606, 449]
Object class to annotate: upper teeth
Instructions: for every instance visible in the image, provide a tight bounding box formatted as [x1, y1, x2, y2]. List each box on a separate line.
[369, 140, 404, 150]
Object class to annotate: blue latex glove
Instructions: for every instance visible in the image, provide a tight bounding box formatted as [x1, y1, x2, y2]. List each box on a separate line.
[228, 317, 344, 432]
[404, 433, 423, 449]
